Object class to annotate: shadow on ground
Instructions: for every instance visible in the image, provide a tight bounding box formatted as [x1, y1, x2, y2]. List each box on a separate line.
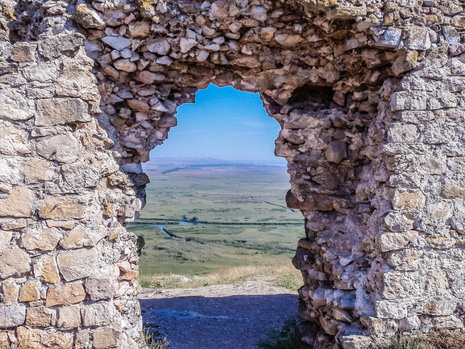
[140, 294, 298, 349]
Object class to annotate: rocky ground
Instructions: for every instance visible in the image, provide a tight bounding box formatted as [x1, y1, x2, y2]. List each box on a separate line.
[139, 280, 298, 349]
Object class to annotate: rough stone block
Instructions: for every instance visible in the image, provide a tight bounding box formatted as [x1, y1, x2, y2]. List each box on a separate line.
[26, 306, 55, 327]
[0, 304, 26, 328]
[0, 90, 33, 121]
[93, 327, 119, 348]
[375, 300, 408, 319]
[21, 228, 61, 251]
[379, 231, 418, 252]
[0, 248, 31, 279]
[16, 326, 73, 349]
[1, 280, 19, 303]
[57, 306, 81, 329]
[57, 248, 98, 282]
[390, 91, 427, 111]
[85, 277, 115, 301]
[36, 98, 90, 126]
[45, 283, 86, 307]
[39, 196, 86, 220]
[33, 255, 61, 284]
[0, 125, 31, 156]
[81, 302, 114, 327]
[19, 281, 41, 303]
[36, 133, 81, 164]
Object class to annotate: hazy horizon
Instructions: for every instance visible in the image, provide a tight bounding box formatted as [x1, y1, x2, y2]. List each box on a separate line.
[150, 84, 286, 165]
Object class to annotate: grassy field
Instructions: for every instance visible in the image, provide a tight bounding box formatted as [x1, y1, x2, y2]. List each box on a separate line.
[127, 160, 305, 289]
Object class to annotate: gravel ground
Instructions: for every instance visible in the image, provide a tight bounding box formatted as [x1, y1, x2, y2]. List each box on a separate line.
[139, 281, 299, 349]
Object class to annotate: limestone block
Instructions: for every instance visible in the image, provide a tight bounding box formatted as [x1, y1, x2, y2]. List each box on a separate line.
[75, 329, 90, 349]
[19, 281, 41, 302]
[421, 297, 457, 316]
[26, 306, 55, 327]
[93, 327, 119, 348]
[1, 281, 19, 303]
[114, 59, 137, 72]
[16, 326, 73, 349]
[375, 300, 408, 319]
[0, 331, 8, 347]
[57, 248, 98, 282]
[387, 123, 419, 143]
[0, 90, 33, 121]
[391, 50, 418, 76]
[392, 190, 425, 211]
[39, 196, 86, 220]
[45, 283, 86, 307]
[390, 91, 427, 111]
[0, 230, 12, 250]
[379, 231, 418, 252]
[11, 42, 36, 62]
[21, 228, 61, 251]
[0, 248, 31, 279]
[85, 277, 115, 301]
[441, 180, 465, 199]
[60, 226, 103, 249]
[382, 212, 413, 232]
[0, 125, 31, 155]
[46, 220, 75, 230]
[24, 158, 54, 183]
[72, 4, 105, 29]
[36, 98, 90, 126]
[382, 272, 422, 300]
[22, 62, 59, 83]
[33, 255, 61, 284]
[0, 186, 33, 218]
[128, 21, 150, 38]
[36, 133, 81, 164]
[57, 306, 81, 329]
[0, 304, 26, 328]
[407, 26, 431, 50]
[81, 302, 114, 327]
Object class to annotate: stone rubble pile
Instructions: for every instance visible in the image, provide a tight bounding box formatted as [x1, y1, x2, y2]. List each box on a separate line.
[0, 0, 465, 348]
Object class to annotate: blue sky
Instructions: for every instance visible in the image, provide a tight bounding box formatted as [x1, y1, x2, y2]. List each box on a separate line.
[150, 84, 285, 164]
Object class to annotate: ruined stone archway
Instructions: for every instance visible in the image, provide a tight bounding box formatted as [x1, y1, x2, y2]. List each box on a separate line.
[1, 0, 465, 348]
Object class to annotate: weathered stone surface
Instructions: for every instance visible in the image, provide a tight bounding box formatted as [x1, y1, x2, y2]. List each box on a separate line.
[57, 306, 81, 329]
[0, 90, 33, 121]
[16, 326, 73, 349]
[39, 196, 86, 220]
[19, 281, 40, 302]
[26, 306, 55, 327]
[36, 98, 90, 126]
[33, 255, 61, 284]
[1, 280, 19, 303]
[21, 228, 61, 251]
[0, 304, 26, 328]
[72, 4, 105, 29]
[85, 276, 114, 301]
[81, 302, 113, 327]
[0, 186, 33, 218]
[45, 283, 86, 307]
[0, 125, 30, 156]
[57, 248, 98, 281]
[36, 133, 81, 164]
[0, 248, 30, 279]
[93, 327, 118, 349]
[379, 232, 418, 252]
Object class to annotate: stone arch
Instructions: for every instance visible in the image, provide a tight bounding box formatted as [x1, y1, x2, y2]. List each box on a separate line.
[1, 0, 465, 348]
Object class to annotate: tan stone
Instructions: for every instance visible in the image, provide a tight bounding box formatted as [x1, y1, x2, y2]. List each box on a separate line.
[441, 180, 465, 199]
[39, 196, 86, 220]
[0, 219, 28, 231]
[127, 98, 150, 113]
[36, 98, 90, 126]
[393, 190, 426, 212]
[121, 270, 138, 280]
[0, 125, 31, 155]
[45, 283, 86, 307]
[16, 326, 73, 349]
[0, 230, 12, 250]
[19, 281, 40, 302]
[24, 158, 54, 183]
[57, 306, 81, 329]
[21, 228, 61, 251]
[0, 248, 30, 279]
[11, 42, 36, 62]
[34, 255, 61, 284]
[1, 280, 19, 303]
[128, 21, 150, 38]
[0, 331, 9, 347]
[59, 227, 100, 249]
[26, 306, 55, 327]
[0, 186, 34, 218]
[57, 248, 98, 282]
[46, 220, 75, 229]
[75, 329, 90, 349]
[93, 327, 118, 348]
[36, 133, 81, 164]
[81, 302, 113, 327]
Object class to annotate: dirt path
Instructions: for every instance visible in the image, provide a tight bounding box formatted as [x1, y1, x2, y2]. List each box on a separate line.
[139, 281, 299, 349]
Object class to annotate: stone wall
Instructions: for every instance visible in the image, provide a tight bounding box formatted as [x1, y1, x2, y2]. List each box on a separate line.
[0, 0, 465, 348]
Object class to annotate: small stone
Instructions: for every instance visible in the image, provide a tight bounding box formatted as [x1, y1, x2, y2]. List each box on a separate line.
[11, 42, 36, 62]
[196, 50, 209, 62]
[1, 281, 19, 303]
[45, 283, 86, 307]
[137, 70, 164, 84]
[93, 327, 118, 349]
[0, 125, 31, 156]
[128, 21, 150, 38]
[81, 302, 114, 327]
[210, 1, 228, 19]
[26, 306, 55, 327]
[251, 6, 267, 21]
[75, 329, 90, 349]
[36, 98, 90, 126]
[379, 231, 418, 252]
[274, 32, 303, 47]
[57, 248, 98, 282]
[374, 28, 402, 48]
[0, 304, 26, 328]
[33, 255, 61, 284]
[46, 220, 75, 230]
[72, 4, 105, 29]
[407, 26, 431, 51]
[393, 190, 426, 211]
[19, 281, 40, 302]
[441, 180, 465, 199]
[180, 38, 197, 53]
[25, 158, 54, 183]
[57, 306, 81, 329]
[113, 59, 137, 72]
[0, 248, 30, 279]
[102, 36, 131, 50]
[0, 186, 34, 218]
[324, 141, 347, 164]
[21, 228, 61, 251]
[392, 50, 418, 76]
[39, 196, 86, 220]
[127, 99, 150, 113]
[146, 38, 171, 55]
[36, 133, 81, 164]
